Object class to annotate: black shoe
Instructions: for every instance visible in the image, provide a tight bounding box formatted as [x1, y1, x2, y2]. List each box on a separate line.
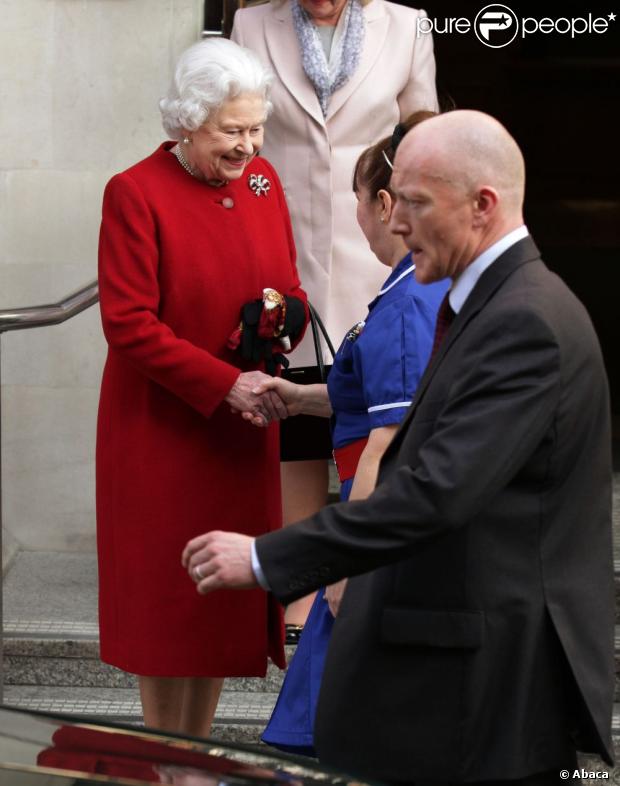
[285, 624, 304, 645]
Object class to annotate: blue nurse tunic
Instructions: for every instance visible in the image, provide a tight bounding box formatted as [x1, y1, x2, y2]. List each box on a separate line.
[261, 254, 449, 755]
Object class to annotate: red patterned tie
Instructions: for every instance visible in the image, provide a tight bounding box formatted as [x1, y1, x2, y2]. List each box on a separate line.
[430, 292, 455, 361]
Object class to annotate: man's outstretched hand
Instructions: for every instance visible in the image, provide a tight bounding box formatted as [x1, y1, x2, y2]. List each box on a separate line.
[182, 531, 259, 594]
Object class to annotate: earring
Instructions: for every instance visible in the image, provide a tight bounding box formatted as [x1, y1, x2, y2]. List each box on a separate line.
[380, 217, 385, 223]
[183, 136, 191, 145]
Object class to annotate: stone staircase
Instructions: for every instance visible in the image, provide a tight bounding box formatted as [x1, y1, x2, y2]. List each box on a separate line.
[2, 630, 287, 744]
[4, 553, 620, 763]
[1, 551, 287, 744]
[1, 469, 345, 742]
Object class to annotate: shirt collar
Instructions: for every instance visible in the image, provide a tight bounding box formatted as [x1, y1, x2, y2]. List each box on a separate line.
[378, 253, 415, 296]
[449, 226, 529, 314]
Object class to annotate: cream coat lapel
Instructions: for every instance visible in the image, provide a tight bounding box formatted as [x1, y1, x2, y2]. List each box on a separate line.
[265, 3, 325, 128]
[326, 0, 388, 121]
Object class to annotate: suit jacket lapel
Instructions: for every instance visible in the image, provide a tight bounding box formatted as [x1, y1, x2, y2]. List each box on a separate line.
[326, 0, 388, 121]
[383, 237, 542, 460]
[265, 4, 325, 128]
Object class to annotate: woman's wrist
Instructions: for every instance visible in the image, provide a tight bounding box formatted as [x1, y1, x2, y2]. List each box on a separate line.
[285, 381, 305, 416]
[298, 383, 331, 417]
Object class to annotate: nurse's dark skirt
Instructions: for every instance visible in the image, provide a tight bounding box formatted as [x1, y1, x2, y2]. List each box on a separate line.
[261, 477, 353, 756]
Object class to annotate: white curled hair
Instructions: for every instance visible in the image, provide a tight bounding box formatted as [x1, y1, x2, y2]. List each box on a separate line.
[159, 38, 273, 140]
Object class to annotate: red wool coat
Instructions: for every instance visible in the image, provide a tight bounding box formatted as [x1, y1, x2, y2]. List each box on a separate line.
[96, 144, 306, 676]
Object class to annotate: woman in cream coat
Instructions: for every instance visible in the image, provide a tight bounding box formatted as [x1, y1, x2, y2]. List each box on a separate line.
[232, 0, 438, 630]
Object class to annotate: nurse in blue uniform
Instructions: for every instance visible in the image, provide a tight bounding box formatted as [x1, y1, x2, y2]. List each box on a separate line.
[257, 112, 449, 755]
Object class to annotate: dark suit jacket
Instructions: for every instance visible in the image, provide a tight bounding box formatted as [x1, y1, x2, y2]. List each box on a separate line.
[257, 237, 614, 782]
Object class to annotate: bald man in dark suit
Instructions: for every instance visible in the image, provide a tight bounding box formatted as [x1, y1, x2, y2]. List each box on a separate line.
[184, 111, 614, 785]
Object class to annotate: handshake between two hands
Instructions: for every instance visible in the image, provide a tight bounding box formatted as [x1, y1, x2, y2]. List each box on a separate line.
[224, 370, 300, 427]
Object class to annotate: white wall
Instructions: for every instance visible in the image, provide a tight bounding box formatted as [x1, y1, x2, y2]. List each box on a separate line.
[0, 0, 205, 556]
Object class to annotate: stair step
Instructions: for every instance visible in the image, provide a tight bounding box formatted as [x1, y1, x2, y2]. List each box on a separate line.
[2, 686, 278, 745]
[3, 619, 292, 691]
[2, 686, 276, 721]
[4, 620, 99, 637]
[6, 616, 620, 701]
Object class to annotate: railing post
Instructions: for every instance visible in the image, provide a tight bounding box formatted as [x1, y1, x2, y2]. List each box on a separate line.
[0, 334, 4, 702]
[0, 280, 99, 706]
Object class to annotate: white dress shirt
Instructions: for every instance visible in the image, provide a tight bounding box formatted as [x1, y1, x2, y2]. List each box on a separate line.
[449, 226, 529, 313]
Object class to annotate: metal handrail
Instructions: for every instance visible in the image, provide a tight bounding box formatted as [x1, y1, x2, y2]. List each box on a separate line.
[0, 278, 100, 702]
[0, 281, 99, 334]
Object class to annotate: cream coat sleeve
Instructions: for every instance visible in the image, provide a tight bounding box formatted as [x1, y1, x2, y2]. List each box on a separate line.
[397, 8, 439, 115]
[230, 10, 244, 46]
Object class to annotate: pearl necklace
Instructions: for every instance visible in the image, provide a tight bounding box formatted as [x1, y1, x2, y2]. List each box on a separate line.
[174, 143, 197, 178]
[173, 144, 228, 187]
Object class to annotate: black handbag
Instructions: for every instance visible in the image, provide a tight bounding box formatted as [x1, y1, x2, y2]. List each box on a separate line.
[279, 302, 336, 461]
[281, 302, 335, 383]
[308, 302, 336, 381]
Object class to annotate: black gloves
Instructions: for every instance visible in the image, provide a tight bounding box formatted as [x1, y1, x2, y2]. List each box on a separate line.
[234, 295, 307, 376]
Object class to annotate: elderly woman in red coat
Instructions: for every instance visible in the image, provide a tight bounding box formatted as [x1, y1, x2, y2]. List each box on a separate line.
[96, 37, 307, 738]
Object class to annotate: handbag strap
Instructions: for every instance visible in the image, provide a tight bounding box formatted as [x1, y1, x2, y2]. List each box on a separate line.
[308, 302, 335, 383]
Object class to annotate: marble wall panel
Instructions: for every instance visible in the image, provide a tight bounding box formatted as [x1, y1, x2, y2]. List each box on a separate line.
[2, 384, 100, 551]
[1, 0, 204, 552]
[0, 0, 55, 170]
[1, 169, 111, 274]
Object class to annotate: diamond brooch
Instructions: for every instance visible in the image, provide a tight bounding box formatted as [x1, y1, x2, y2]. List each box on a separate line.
[248, 173, 271, 196]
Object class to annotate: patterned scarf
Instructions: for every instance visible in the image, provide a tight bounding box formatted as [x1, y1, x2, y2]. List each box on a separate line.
[291, 0, 365, 117]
